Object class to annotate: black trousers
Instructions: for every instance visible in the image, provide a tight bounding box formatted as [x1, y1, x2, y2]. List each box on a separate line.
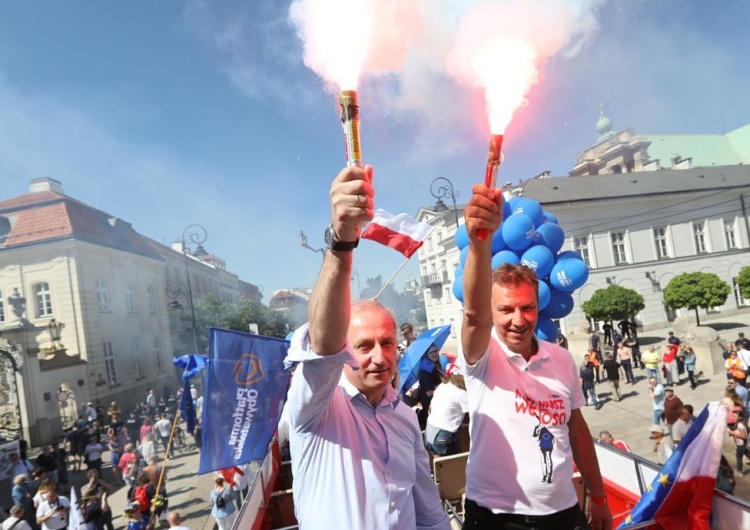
[464, 498, 589, 530]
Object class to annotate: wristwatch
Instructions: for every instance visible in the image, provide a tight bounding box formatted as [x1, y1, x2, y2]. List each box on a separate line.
[324, 225, 359, 252]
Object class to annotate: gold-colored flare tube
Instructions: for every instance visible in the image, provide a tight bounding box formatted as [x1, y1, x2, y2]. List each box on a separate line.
[340, 90, 363, 168]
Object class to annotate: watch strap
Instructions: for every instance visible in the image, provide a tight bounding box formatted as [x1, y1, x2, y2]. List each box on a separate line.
[330, 237, 359, 252]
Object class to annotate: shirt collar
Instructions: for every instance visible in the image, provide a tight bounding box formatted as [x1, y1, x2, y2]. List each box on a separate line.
[339, 372, 400, 409]
[492, 327, 549, 364]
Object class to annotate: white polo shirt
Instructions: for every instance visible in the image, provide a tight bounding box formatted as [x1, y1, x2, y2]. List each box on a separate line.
[426, 382, 468, 433]
[459, 328, 586, 515]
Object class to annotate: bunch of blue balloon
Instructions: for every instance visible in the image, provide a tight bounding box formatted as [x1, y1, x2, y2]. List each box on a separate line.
[452, 196, 589, 342]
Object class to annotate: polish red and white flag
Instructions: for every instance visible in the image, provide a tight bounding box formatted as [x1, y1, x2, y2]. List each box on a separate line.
[362, 209, 434, 258]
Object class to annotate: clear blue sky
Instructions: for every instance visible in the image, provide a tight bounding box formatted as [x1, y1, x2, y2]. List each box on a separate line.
[1, 1, 748, 299]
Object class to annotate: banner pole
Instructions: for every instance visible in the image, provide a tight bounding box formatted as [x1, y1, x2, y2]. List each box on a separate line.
[156, 410, 180, 496]
[373, 256, 411, 300]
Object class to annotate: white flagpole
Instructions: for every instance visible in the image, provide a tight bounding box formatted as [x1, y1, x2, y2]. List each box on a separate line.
[68, 486, 83, 530]
[373, 256, 411, 300]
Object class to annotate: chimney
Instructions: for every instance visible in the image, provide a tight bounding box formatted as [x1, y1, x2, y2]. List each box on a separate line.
[30, 177, 65, 195]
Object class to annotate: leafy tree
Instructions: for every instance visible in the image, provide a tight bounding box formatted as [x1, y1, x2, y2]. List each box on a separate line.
[737, 265, 750, 300]
[663, 272, 731, 326]
[582, 285, 645, 323]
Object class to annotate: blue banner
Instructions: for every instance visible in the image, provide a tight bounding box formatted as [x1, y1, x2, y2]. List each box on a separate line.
[173, 354, 208, 435]
[198, 327, 291, 474]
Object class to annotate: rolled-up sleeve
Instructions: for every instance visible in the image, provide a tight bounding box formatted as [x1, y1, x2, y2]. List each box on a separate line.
[285, 324, 359, 433]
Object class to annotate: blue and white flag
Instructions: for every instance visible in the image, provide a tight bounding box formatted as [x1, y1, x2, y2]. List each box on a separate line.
[198, 327, 291, 474]
[173, 354, 208, 435]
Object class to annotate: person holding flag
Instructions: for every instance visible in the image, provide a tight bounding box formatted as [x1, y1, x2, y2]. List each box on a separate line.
[284, 165, 449, 530]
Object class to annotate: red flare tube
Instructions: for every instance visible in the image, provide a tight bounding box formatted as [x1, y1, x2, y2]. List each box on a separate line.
[477, 134, 504, 240]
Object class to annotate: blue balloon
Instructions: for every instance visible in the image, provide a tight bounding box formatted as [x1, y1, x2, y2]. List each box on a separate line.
[542, 211, 558, 224]
[520, 245, 555, 280]
[549, 258, 590, 292]
[491, 227, 506, 254]
[459, 245, 470, 268]
[454, 264, 463, 280]
[535, 223, 565, 254]
[535, 316, 559, 342]
[538, 281, 551, 311]
[540, 288, 574, 319]
[501, 213, 536, 251]
[513, 198, 544, 227]
[556, 250, 584, 261]
[491, 250, 521, 270]
[455, 223, 469, 250]
[452, 278, 464, 303]
[507, 196, 523, 213]
[439, 354, 450, 372]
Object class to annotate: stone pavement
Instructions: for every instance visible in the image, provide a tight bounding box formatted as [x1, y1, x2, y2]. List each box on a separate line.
[578, 313, 750, 500]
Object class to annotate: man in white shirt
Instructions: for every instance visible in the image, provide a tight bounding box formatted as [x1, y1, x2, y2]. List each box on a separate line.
[460, 186, 612, 530]
[671, 405, 694, 445]
[285, 165, 449, 530]
[167, 511, 190, 530]
[154, 414, 173, 457]
[36, 486, 69, 530]
[3, 504, 31, 530]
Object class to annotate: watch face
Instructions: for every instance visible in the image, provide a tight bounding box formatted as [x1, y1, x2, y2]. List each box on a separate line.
[324, 226, 333, 247]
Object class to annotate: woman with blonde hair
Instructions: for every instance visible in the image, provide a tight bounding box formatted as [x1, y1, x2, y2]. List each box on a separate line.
[209, 476, 236, 530]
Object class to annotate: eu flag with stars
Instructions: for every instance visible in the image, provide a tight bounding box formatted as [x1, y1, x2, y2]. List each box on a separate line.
[198, 327, 291, 474]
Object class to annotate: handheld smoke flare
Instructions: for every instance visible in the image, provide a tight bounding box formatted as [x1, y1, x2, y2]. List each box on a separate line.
[478, 133, 504, 240]
[339, 90, 363, 168]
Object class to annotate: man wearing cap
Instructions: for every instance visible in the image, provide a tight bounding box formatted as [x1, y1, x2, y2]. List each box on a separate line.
[650, 426, 674, 465]
[124, 501, 151, 530]
[461, 187, 611, 530]
[2, 505, 31, 530]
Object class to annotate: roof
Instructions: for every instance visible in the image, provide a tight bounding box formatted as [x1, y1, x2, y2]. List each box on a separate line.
[641, 129, 749, 168]
[520, 164, 750, 205]
[0, 189, 163, 260]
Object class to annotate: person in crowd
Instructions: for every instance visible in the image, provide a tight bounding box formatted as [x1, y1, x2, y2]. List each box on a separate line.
[146, 390, 157, 419]
[460, 182, 611, 529]
[27, 468, 46, 498]
[84, 435, 103, 472]
[589, 330, 601, 359]
[80, 487, 108, 530]
[51, 442, 68, 495]
[667, 331, 680, 347]
[140, 417, 153, 444]
[728, 408, 748, 476]
[729, 377, 749, 418]
[617, 319, 631, 340]
[580, 357, 600, 410]
[736, 339, 750, 381]
[397, 322, 416, 356]
[3, 504, 32, 530]
[416, 343, 443, 429]
[35, 447, 59, 486]
[662, 342, 679, 386]
[140, 433, 156, 464]
[642, 345, 661, 384]
[106, 402, 121, 425]
[598, 431, 630, 452]
[672, 405, 694, 445]
[192, 420, 202, 452]
[723, 341, 737, 361]
[11, 475, 35, 528]
[209, 477, 236, 530]
[682, 346, 698, 389]
[118, 444, 140, 489]
[154, 414, 173, 458]
[33, 479, 54, 510]
[601, 353, 623, 402]
[736, 332, 750, 352]
[84, 403, 98, 425]
[616, 341, 636, 385]
[722, 387, 744, 418]
[123, 501, 151, 530]
[650, 426, 674, 465]
[425, 362, 469, 456]
[6, 453, 33, 480]
[625, 336, 642, 369]
[649, 377, 665, 426]
[35, 486, 69, 530]
[602, 322, 613, 347]
[662, 388, 684, 433]
[167, 512, 190, 530]
[716, 455, 736, 494]
[726, 350, 747, 385]
[587, 349, 601, 384]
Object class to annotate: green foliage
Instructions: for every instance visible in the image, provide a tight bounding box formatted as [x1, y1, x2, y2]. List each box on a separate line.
[663, 272, 731, 325]
[737, 266, 750, 299]
[581, 285, 645, 322]
[191, 293, 294, 352]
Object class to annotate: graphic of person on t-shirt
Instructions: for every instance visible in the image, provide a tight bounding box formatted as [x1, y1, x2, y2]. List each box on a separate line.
[533, 419, 556, 484]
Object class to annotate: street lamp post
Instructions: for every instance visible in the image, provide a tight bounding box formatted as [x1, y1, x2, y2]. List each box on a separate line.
[430, 177, 460, 228]
[180, 224, 207, 353]
[299, 230, 325, 261]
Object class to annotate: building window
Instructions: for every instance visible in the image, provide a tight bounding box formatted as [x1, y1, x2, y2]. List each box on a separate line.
[450, 318, 456, 338]
[104, 341, 119, 385]
[734, 278, 750, 308]
[725, 219, 737, 249]
[154, 337, 164, 372]
[653, 227, 670, 259]
[427, 237, 433, 251]
[34, 282, 53, 317]
[96, 281, 109, 311]
[573, 236, 591, 267]
[693, 221, 708, 254]
[610, 232, 628, 265]
[132, 337, 143, 379]
[0, 289, 4, 323]
[125, 283, 136, 312]
[147, 286, 156, 313]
